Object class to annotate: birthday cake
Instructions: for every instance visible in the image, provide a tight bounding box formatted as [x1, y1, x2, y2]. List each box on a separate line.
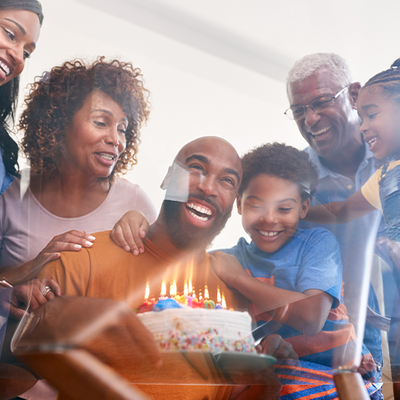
[137, 299, 256, 354]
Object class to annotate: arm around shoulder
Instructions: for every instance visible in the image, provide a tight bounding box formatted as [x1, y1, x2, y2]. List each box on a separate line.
[38, 248, 91, 297]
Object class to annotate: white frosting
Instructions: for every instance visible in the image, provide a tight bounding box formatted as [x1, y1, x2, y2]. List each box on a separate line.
[138, 308, 256, 353]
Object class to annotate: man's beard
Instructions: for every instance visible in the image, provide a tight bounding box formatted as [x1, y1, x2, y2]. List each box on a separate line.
[163, 195, 232, 250]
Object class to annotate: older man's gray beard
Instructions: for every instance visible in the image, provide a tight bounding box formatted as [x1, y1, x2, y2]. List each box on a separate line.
[163, 198, 232, 251]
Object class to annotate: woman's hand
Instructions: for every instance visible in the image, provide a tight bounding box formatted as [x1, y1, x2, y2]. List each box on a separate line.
[0, 278, 62, 320]
[209, 251, 248, 287]
[31, 230, 95, 276]
[110, 210, 149, 256]
[34, 230, 95, 266]
[1, 230, 95, 286]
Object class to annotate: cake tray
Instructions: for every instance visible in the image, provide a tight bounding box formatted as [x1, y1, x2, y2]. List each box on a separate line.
[213, 352, 276, 374]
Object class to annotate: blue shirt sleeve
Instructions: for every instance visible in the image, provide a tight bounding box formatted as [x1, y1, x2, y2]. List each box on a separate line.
[295, 229, 342, 308]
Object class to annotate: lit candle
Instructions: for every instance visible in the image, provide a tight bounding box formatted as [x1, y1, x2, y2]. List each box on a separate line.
[188, 279, 193, 295]
[203, 285, 214, 308]
[137, 282, 155, 313]
[171, 281, 182, 303]
[184, 281, 193, 307]
[190, 282, 197, 303]
[160, 281, 167, 300]
[192, 288, 197, 304]
[215, 287, 222, 309]
[170, 281, 177, 297]
[191, 288, 198, 308]
[204, 285, 209, 300]
[222, 294, 227, 309]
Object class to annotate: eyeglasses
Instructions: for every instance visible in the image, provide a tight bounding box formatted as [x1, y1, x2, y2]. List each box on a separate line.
[284, 86, 349, 121]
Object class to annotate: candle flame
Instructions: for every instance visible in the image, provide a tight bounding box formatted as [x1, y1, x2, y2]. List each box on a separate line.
[170, 281, 177, 297]
[145, 283, 150, 300]
[184, 282, 188, 296]
[161, 281, 166, 296]
[217, 287, 221, 303]
[188, 279, 193, 294]
[222, 294, 227, 309]
[204, 285, 209, 299]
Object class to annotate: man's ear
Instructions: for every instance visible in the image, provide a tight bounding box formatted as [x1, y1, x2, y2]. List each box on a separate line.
[160, 166, 172, 190]
[300, 198, 310, 219]
[236, 195, 243, 215]
[349, 82, 361, 109]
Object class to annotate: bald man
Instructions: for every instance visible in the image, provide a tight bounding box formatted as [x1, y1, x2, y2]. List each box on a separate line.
[31, 137, 283, 400]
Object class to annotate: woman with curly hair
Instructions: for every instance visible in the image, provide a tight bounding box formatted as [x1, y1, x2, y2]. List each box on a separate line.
[0, 0, 43, 196]
[0, 57, 156, 300]
[0, 58, 157, 399]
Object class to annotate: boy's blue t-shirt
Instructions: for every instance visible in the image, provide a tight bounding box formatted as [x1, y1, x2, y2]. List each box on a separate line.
[221, 227, 342, 309]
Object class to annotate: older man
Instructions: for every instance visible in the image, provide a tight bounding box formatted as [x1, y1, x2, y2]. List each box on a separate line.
[285, 53, 383, 375]
[21, 136, 285, 400]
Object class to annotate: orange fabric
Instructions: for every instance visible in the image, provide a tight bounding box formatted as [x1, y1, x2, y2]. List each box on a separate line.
[40, 231, 249, 400]
[280, 384, 338, 399]
[40, 231, 248, 312]
[276, 364, 334, 381]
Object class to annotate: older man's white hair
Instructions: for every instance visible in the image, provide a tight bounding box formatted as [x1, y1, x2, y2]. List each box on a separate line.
[286, 53, 353, 89]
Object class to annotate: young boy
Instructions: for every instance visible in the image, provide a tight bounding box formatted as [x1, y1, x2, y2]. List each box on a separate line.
[211, 143, 377, 375]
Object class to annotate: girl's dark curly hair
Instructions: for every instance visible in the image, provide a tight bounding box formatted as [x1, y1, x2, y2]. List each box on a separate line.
[239, 142, 318, 201]
[20, 57, 150, 179]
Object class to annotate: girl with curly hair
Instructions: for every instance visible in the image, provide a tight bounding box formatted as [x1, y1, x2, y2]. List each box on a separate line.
[0, 0, 42, 196]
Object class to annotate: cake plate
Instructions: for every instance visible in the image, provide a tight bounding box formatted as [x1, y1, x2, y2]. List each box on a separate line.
[213, 352, 276, 374]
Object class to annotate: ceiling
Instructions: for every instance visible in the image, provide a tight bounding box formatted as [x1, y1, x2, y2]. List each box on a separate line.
[77, 0, 400, 85]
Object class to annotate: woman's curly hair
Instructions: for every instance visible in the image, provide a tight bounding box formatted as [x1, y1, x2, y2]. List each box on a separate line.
[239, 142, 318, 201]
[20, 57, 150, 179]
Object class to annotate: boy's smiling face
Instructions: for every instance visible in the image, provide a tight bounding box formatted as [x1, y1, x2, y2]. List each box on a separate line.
[238, 174, 309, 253]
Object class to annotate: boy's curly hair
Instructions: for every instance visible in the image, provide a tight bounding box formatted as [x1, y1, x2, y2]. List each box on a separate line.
[239, 142, 318, 201]
[20, 57, 150, 179]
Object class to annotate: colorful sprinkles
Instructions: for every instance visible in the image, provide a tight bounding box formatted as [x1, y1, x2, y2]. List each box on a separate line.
[153, 328, 255, 353]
